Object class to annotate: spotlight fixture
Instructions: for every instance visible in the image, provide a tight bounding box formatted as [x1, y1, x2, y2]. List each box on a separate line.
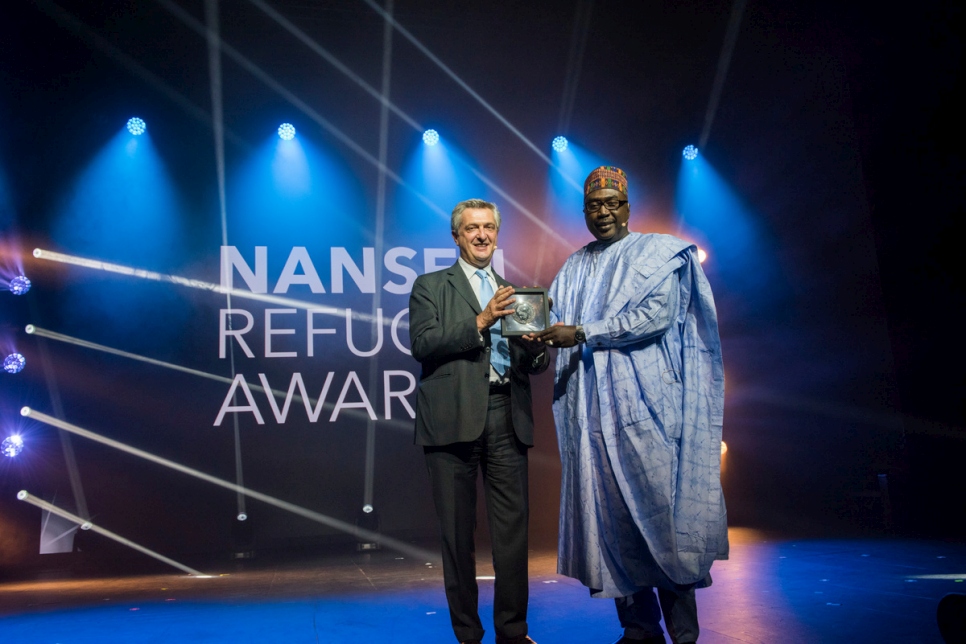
[127, 117, 147, 136]
[682, 145, 699, 161]
[3, 353, 26, 374]
[231, 512, 255, 559]
[422, 129, 440, 146]
[552, 136, 568, 152]
[2, 435, 24, 458]
[697, 248, 707, 263]
[8, 275, 31, 295]
[278, 123, 296, 140]
[357, 505, 380, 551]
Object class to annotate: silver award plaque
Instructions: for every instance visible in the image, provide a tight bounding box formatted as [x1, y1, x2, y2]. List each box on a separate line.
[501, 287, 550, 337]
[513, 301, 536, 325]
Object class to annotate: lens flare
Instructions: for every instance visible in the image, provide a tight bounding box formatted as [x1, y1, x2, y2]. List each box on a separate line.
[2, 435, 24, 457]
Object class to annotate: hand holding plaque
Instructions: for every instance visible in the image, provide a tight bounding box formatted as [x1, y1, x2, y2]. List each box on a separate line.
[501, 287, 550, 337]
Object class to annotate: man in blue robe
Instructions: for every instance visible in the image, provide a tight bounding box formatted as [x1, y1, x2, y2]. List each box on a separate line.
[532, 166, 728, 644]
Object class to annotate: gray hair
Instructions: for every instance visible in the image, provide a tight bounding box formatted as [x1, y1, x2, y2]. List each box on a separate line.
[451, 199, 501, 234]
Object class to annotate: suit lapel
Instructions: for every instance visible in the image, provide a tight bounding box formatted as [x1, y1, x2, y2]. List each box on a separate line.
[446, 263, 482, 314]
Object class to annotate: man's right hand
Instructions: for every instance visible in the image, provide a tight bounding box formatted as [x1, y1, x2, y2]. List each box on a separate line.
[528, 322, 579, 348]
[477, 285, 516, 331]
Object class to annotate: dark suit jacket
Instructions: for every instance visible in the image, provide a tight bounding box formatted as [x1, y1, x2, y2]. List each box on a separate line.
[409, 262, 548, 447]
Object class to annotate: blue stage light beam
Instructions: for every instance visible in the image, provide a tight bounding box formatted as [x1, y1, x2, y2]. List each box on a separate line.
[248, 0, 583, 243]
[676, 154, 771, 295]
[28, 0, 447, 299]
[251, 0, 577, 188]
[548, 139, 610, 196]
[228, 131, 370, 253]
[50, 122, 188, 348]
[399, 139, 530, 281]
[156, 0, 397, 188]
[20, 407, 440, 563]
[16, 490, 207, 576]
[155, 0, 447, 223]
[407, 139, 484, 224]
[159, 0, 560, 242]
[270, 132, 312, 199]
[52, 127, 181, 273]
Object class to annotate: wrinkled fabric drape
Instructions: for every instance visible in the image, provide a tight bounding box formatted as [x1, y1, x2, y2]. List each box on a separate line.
[549, 233, 728, 597]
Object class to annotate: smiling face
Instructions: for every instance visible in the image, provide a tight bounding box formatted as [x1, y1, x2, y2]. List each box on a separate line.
[584, 188, 630, 243]
[453, 207, 499, 268]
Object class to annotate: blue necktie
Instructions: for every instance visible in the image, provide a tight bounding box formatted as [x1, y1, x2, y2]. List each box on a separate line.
[476, 269, 510, 376]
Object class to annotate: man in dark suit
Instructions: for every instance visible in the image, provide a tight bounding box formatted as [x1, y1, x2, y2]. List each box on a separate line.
[409, 198, 546, 644]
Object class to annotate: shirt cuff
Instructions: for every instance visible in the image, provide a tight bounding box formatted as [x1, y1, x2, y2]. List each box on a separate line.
[581, 320, 607, 347]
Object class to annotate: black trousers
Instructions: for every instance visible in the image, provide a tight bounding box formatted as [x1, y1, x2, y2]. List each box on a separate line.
[616, 586, 699, 643]
[424, 393, 530, 643]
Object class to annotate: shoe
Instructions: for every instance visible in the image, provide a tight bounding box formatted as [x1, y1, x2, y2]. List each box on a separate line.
[496, 637, 537, 644]
[611, 636, 665, 644]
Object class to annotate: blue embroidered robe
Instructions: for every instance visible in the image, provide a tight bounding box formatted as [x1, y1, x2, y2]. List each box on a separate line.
[548, 232, 728, 597]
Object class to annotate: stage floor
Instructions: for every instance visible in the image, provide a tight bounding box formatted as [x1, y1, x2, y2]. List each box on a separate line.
[1, 528, 963, 643]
